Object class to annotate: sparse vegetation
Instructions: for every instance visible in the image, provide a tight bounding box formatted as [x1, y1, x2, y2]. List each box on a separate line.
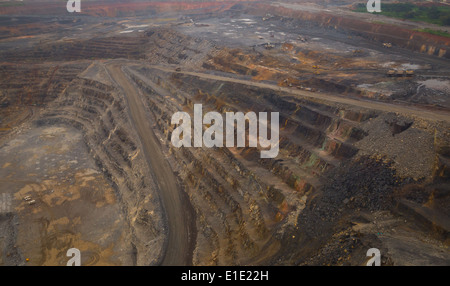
[0, 2, 24, 7]
[354, 3, 450, 27]
[416, 28, 450, 38]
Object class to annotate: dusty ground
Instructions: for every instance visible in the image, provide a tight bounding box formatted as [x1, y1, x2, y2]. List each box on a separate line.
[0, 1, 449, 266]
[0, 123, 132, 265]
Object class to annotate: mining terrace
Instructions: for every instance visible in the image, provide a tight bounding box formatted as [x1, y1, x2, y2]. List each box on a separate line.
[0, 1, 449, 266]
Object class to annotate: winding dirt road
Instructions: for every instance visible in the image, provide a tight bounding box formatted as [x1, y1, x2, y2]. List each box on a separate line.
[104, 60, 448, 266]
[149, 65, 450, 123]
[106, 63, 195, 266]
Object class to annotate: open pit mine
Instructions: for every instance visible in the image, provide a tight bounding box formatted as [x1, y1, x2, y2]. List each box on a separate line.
[0, 0, 449, 266]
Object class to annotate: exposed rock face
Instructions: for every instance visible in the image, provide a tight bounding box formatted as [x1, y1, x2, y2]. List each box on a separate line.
[124, 60, 449, 265]
[125, 65, 374, 265]
[35, 67, 167, 265]
[0, 4, 448, 265]
[246, 3, 450, 59]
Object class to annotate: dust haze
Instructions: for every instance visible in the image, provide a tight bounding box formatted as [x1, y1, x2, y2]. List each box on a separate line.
[0, 0, 449, 266]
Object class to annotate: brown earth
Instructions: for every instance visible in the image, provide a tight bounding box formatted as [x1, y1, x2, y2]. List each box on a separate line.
[0, 1, 449, 266]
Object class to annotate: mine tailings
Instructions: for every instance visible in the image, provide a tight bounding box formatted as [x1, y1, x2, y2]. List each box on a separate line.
[248, 3, 450, 59]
